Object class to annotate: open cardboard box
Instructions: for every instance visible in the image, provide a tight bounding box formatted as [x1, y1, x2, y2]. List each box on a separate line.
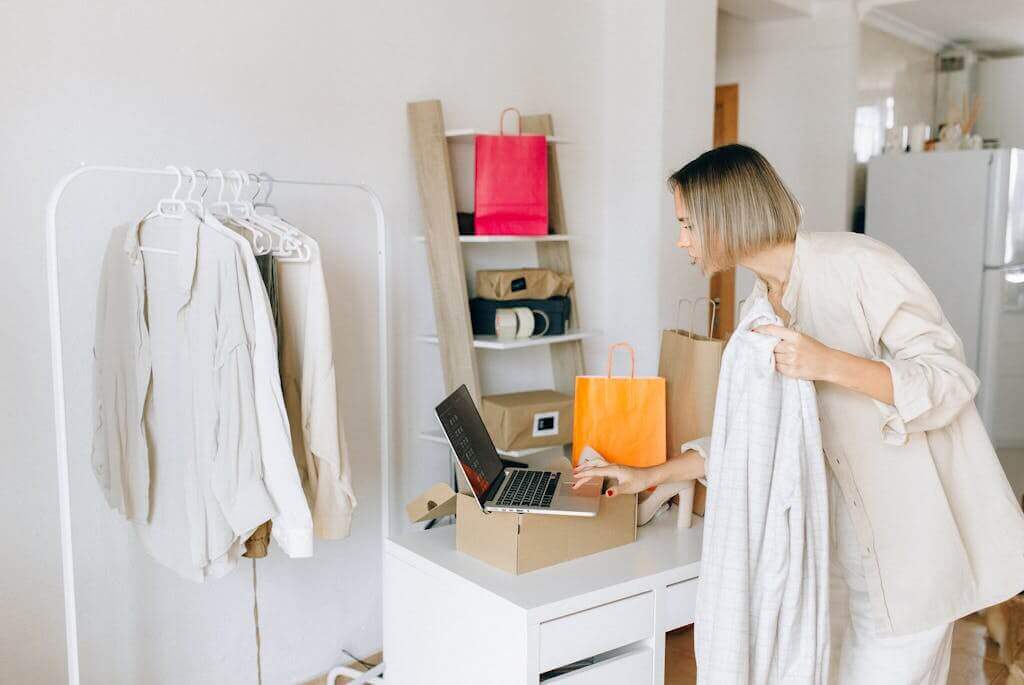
[406, 455, 637, 575]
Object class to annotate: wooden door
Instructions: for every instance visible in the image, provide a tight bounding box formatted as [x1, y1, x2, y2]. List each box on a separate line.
[710, 84, 738, 339]
[692, 84, 740, 519]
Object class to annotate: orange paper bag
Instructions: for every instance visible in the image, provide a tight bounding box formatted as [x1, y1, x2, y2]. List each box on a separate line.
[572, 343, 666, 467]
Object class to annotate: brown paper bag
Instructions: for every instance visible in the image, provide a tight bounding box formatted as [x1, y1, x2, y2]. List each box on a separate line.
[658, 298, 724, 515]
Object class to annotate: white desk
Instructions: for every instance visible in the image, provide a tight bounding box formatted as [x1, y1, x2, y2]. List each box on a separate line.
[383, 513, 703, 684]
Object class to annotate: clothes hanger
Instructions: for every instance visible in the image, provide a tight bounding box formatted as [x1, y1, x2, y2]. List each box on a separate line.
[228, 169, 292, 257]
[181, 167, 206, 216]
[244, 172, 312, 262]
[138, 166, 188, 256]
[210, 168, 271, 255]
[249, 172, 314, 263]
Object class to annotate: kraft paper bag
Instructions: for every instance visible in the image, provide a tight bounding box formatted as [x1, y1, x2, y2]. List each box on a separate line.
[658, 298, 724, 515]
[572, 343, 666, 468]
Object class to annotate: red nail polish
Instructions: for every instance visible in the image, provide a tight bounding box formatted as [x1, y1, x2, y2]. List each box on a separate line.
[607, 489, 614, 497]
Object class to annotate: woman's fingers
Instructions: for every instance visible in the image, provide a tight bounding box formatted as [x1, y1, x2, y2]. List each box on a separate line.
[572, 465, 616, 489]
[753, 324, 794, 339]
[573, 465, 614, 480]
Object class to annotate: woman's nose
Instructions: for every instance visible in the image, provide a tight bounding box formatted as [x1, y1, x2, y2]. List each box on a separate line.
[678, 228, 690, 248]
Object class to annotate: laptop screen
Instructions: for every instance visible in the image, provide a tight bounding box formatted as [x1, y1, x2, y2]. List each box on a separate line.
[435, 385, 505, 507]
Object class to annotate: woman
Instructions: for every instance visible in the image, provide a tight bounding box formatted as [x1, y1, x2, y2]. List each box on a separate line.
[574, 144, 1024, 682]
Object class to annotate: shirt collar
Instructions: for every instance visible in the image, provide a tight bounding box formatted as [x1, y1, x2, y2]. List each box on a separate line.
[752, 232, 804, 324]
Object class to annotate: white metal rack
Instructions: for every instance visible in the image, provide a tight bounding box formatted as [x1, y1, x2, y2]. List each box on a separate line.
[45, 164, 391, 685]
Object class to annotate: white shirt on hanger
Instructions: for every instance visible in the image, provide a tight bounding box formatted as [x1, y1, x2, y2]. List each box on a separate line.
[207, 212, 314, 557]
[278, 236, 357, 539]
[93, 216, 277, 581]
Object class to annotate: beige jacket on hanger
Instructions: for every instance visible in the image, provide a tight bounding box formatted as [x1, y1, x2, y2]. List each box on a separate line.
[278, 236, 357, 539]
[92, 217, 277, 580]
[706, 231, 1024, 636]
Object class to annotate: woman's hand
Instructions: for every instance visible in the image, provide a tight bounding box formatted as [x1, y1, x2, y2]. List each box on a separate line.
[572, 462, 656, 497]
[753, 324, 837, 382]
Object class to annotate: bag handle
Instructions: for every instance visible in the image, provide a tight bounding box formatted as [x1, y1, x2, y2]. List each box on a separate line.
[499, 107, 522, 136]
[674, 297, 718, 339]
[606, 342, 636, 379]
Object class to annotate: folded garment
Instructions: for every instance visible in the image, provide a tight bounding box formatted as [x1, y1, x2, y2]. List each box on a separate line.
[475, 268, 573, 301]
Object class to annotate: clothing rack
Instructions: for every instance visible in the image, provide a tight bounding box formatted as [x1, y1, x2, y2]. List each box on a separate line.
[45, 164, 391, 685]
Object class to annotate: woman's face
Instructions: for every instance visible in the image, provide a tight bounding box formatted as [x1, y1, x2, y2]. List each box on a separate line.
[674, 189, 699, 267]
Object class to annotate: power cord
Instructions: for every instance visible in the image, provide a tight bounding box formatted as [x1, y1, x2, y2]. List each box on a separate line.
[252, 559, 263, 685]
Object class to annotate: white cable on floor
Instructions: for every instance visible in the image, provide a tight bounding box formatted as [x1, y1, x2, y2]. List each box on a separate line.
[252, 559, 263, 685]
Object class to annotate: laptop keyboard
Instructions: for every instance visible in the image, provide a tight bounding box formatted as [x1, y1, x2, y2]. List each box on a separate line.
[494, 470, 560, 508]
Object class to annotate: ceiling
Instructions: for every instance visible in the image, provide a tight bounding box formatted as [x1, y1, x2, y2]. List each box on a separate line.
[873, 0, 1024, 56]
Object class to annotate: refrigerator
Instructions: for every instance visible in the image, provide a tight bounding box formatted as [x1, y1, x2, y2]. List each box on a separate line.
[866, 149, 1024, 453]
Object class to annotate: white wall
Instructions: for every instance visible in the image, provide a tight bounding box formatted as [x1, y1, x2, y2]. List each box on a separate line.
[716, 0, 860, 297]
[978, 56, 1024, 148]
[852, 25, 937, 221]
[603, 0, 717, 373]
[0, 1, 715, 682]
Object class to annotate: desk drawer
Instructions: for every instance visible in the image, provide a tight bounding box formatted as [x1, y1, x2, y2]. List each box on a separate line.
[664, 578, 698, 630]
[544, 646, 653, 684]
[539, 592, 654, 672]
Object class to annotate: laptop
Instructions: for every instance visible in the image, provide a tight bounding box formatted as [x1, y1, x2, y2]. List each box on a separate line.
[435, 385, 601, 516]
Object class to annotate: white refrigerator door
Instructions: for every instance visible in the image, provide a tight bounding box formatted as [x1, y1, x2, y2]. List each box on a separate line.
[984, 149, 1024, 268]
[978, 267, 1024, 448]
[865, 150, 994, 370]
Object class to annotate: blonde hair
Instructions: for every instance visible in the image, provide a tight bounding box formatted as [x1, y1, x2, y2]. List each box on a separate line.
[668, 144, 802, 270]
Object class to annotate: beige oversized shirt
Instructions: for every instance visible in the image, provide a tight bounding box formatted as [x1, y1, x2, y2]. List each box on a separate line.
[92, 217, 277, 580]
[746, 231, 1024, 636]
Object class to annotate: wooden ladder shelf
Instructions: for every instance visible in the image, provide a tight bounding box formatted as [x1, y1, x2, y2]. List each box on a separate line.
[408, 99, 589, 468]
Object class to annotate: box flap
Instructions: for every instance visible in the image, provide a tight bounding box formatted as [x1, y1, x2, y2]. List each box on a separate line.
[455, 494, 520, 573]
[406, 483, 458, 523]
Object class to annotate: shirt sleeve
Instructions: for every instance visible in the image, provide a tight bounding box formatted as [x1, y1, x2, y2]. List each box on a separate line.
[309, 365, 357, 539]
[681, 435, 711, 487]
[858, 252, 980, 446]
[212, 255, 277, 535]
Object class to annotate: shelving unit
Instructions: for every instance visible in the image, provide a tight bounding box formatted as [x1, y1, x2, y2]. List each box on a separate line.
[415, 329, 593, 350]
[409, 99, 588, 477]
[418, 429, 566, 459]
[444, 129, 571, 145]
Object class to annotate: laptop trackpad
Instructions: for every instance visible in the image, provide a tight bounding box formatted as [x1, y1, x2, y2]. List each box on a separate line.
[567, 475, 602, 498]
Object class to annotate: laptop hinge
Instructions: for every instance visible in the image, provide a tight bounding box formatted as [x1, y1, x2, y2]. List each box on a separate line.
[484, 469, 507, 504]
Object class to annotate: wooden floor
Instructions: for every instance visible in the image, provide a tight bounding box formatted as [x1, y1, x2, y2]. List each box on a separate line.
[664, 614, 1010, 685]
[665, 625, 698, 684]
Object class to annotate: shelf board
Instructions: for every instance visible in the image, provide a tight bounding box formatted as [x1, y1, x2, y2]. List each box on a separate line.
[419, 429, 566, 458]
[417, 330, 595, 350]
[445, 128, 570, 144]
[415, 234, 573, 244]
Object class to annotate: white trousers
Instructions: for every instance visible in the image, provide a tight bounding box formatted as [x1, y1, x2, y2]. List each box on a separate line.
[827, 475, 954, 684]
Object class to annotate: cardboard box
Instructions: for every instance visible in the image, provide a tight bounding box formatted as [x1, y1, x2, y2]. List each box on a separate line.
[481, 390, 573, 452]
[407, 475, 637, 574]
